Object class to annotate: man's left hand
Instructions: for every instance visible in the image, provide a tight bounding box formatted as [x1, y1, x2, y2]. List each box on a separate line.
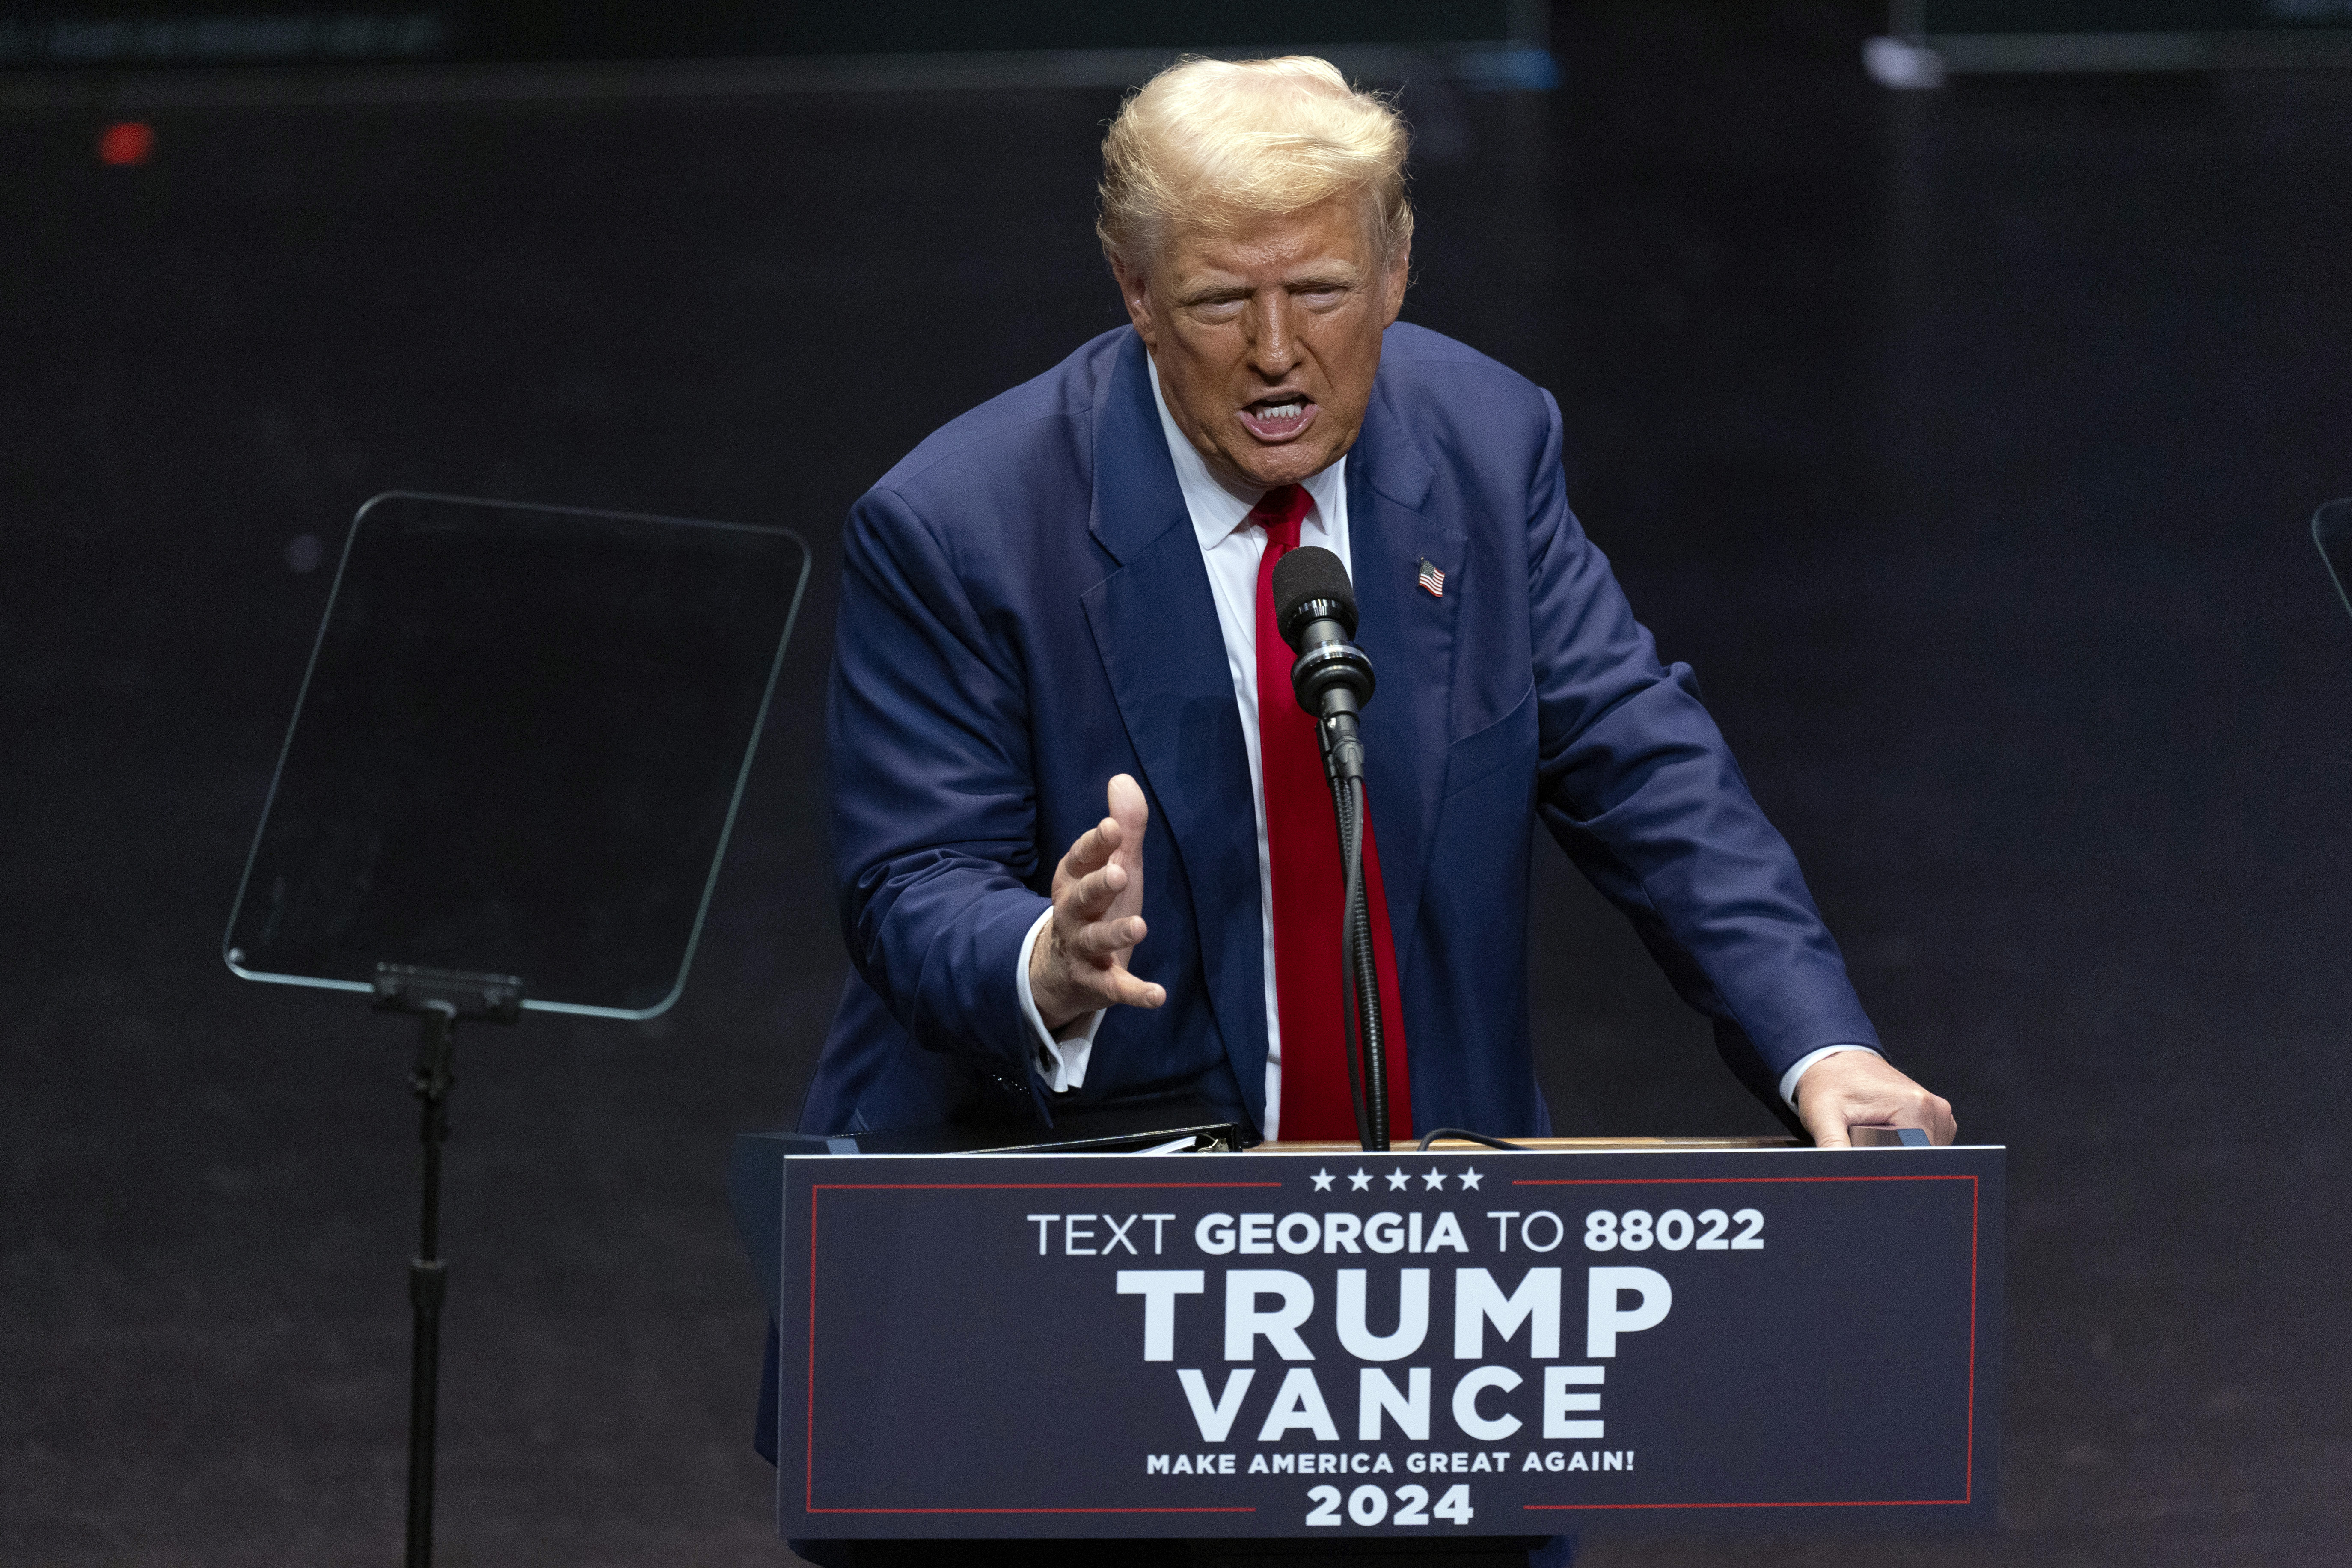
[1794, 1051, 1958, 1148]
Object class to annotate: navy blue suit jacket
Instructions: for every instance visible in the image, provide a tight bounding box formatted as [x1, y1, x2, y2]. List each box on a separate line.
[797, 323, 1878, 1142]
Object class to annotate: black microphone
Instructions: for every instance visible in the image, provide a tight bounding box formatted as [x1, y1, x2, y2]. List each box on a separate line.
[1271, 546, 1375, 782]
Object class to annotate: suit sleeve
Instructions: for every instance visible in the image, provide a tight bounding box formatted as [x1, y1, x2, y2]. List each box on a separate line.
[828, 484, 1054, 1099]
[1520, 391, 1881, 1114]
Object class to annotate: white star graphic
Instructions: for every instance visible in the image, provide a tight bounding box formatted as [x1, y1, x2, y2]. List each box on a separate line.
[1310, 1168, 1335, 1192]
[1422, 1169, 1448, 1191]
[1348, 1168, 1373, 1191]
[1387, 1168, 1411, 1191]
[1457, 1167, 1484, 1191]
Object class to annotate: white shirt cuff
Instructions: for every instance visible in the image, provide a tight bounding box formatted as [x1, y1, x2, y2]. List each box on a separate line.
[1015, 906, 1104, 1093]
[1779, 1044, 1880, 1111]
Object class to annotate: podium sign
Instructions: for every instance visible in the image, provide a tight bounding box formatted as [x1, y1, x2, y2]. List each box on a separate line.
[772, 1146, 2001, 1539]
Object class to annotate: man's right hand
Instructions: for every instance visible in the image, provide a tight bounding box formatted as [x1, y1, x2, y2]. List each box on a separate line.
[1030, 773, 1167, 1032]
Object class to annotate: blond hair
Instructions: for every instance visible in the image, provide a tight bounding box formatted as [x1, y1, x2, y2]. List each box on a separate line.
[1097, 56, 1414, 270]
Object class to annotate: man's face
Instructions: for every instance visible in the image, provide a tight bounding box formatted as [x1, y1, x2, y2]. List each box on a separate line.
[1114, 197, 1409, 493]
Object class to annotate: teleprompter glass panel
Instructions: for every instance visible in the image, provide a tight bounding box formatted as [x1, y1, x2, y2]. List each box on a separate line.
[2319, 499, 2352, 626]
[224, 493, 810, 1017]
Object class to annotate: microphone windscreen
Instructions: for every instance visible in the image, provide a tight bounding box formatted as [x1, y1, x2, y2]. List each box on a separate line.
[1271, 546, 1357, 649]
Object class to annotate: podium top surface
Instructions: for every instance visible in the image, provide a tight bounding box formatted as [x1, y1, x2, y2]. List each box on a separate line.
[1261, 1136, 1803, 1153]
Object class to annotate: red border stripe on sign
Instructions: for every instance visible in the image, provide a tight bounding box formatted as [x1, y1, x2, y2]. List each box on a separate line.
[799, 1173, 1984, 1518]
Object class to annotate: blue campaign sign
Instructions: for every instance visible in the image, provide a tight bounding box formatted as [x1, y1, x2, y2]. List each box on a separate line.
[769, 1146, 2002, 1540]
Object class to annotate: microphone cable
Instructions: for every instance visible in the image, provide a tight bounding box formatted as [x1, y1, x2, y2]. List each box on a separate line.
[1416, 1128, 1526, 1153]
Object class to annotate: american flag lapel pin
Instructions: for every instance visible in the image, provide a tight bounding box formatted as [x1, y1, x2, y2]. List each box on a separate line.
[1416, 557, 1446, 598]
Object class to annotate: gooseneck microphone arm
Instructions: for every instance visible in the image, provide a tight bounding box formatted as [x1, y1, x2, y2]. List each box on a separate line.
[1272, 547, 1389, 1152]
[1333, 772, 1385, 1149]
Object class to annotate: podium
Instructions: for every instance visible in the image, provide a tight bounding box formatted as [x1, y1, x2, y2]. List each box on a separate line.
[730, 1135, 2002, 1555]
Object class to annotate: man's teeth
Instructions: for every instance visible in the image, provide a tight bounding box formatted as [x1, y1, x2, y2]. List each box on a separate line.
[1256, 401, 1305, 422]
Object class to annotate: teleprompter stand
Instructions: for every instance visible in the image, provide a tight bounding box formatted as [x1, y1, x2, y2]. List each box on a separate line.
[372, 964, 522, 1568]
[222, 493, 812, 1568]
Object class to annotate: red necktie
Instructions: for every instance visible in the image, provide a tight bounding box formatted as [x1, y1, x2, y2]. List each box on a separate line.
[1250, 485, 1413, 1142]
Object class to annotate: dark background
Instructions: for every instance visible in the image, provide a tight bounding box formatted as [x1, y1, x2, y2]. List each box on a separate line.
[0, 0, 1520, 68]
[5, 2, 2351, 1563]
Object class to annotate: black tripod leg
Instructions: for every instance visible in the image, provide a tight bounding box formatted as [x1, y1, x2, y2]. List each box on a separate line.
[406, 1003, 455, 1568]
[406, 1257, 445, 1567]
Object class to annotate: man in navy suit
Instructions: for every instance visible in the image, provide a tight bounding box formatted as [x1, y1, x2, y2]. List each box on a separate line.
[772, 57, 1959, 1565]
[800, 56, 1955, 1157]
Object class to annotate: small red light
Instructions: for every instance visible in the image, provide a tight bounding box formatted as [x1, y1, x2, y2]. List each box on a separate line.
[97, 122, 154, 167]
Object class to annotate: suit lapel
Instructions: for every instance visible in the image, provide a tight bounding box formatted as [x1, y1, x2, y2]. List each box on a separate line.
[1080, 333, 1267, 1117]
[1347, 376, 1462, 977]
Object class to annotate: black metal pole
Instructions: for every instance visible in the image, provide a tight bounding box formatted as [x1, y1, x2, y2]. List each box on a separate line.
[406, 1001, 456, 1568]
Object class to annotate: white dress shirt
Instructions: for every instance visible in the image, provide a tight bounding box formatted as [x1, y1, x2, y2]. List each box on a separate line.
[1014, 356, 1871, 1133]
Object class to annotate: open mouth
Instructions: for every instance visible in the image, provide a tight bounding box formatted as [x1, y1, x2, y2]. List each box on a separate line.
[1239, 395, 1318, 443]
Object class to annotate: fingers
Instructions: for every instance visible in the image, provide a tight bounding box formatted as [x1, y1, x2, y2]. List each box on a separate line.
[1034, 773, 1162, 1025]
[1793, 1052, 1958, 1149]
[1857, 1084, 1957, 1145]
[1057, 855, 1129, 923]
[1041, 952, 1164, 1016]
[1059, 815, 1124, 883]
[1105, 772, 1149, 848]
[1066, 910, 1146, 960]
[1799, 1096, 1851, 1150]
[1055, 775, 1149, 897]
[1077, 963, 1165, 1011]
[1033, 915, 1166, 1023]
